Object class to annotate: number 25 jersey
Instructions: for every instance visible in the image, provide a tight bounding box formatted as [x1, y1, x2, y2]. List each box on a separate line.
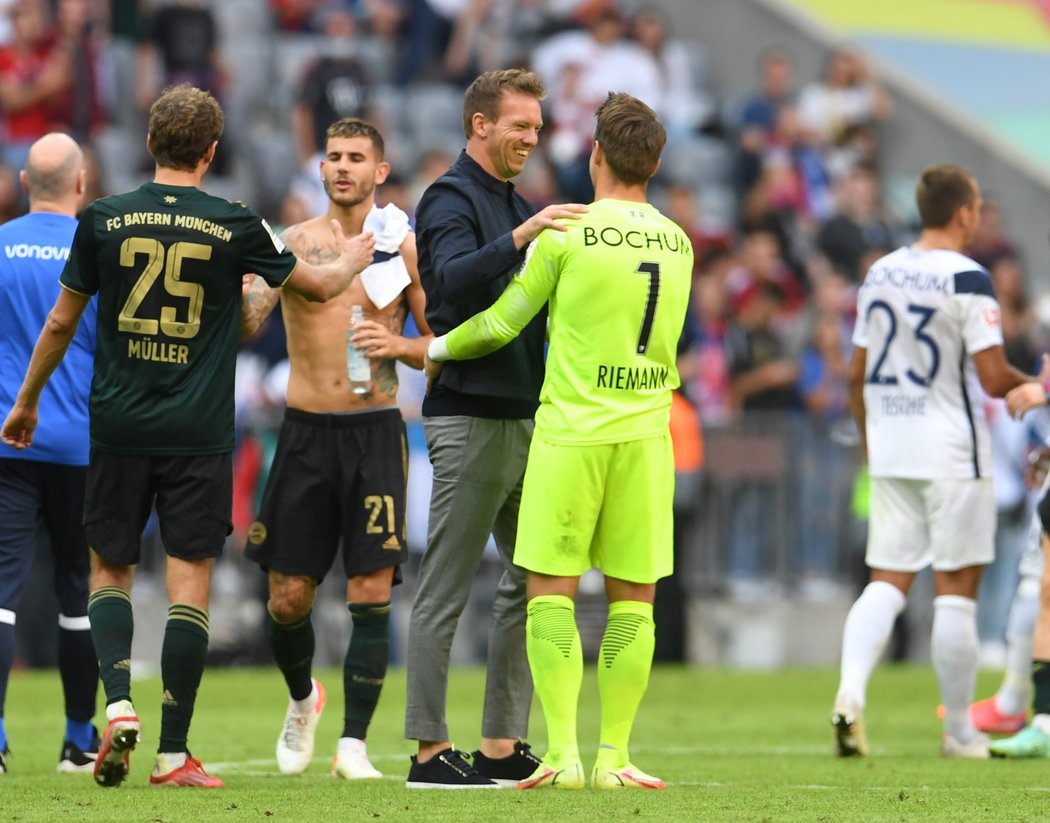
[60, 182, 297, 455]
[853, 245, 1003, 479]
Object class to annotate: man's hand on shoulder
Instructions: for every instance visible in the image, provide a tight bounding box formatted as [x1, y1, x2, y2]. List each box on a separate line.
[512, 203, 588, 250]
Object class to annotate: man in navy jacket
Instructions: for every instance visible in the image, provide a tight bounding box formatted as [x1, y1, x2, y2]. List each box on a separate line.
[404, 68, 585, 789]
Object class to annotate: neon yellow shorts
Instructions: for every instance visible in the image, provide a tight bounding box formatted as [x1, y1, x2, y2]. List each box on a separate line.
[513, 432, 674, 583]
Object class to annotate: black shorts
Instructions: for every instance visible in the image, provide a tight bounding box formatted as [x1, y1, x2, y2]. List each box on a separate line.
[245, 407, 408, 582]
[85, 449, 232, 565]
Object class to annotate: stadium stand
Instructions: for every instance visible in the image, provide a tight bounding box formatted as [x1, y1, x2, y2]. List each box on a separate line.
[8, 0, 1050, 671]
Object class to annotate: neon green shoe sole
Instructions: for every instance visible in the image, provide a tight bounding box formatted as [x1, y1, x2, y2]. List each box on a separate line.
[516, 761, 584, 790]
[592, 763, 666, 789]
[989, 725, 1050, 759]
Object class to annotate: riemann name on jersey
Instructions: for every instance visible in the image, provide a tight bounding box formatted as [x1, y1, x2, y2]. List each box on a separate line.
[596, 364, 668, 390]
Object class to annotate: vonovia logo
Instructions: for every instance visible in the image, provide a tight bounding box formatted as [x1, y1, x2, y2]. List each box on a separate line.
[248, 521, 267, 544]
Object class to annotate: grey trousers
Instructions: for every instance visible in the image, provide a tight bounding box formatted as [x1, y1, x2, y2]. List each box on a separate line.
[404, 415, 534, 742]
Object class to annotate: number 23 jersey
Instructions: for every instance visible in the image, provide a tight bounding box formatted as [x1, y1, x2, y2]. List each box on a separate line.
[60, 182, 297, 455]
[853, 245, 1003, 479]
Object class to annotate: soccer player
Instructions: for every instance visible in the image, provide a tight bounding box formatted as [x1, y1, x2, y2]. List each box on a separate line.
[980, 380, 1050, 756]
[935, 447, 1050, 736]
[0, 84, 375, 788]
[405, 68, 586, 789]
[425, 92, 693, 789]
[241, 118, 430, 779]
[831, 163, 1041, 759]
[938, 507, 1042, 738]
[0, 133, 100, 775]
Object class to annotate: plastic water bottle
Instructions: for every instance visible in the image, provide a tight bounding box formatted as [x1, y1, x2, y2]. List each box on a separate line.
[346, 305, 371, 395]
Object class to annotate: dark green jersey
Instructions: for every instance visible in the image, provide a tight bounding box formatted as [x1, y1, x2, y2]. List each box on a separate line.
[60, 182, 296, 454]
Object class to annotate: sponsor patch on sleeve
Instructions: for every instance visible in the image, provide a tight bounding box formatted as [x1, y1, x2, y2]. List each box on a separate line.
[261, 219, 286, 253]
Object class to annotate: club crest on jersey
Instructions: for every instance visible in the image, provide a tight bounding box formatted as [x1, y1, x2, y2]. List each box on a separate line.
[983, 307, 1000, 327]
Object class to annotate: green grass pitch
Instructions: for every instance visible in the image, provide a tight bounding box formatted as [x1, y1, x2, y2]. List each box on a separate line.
[3, 665, 1048, 821]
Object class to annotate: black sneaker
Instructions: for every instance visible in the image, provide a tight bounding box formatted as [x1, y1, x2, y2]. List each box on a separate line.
[471, 741, 543, 787]
[58, 728, 100, 774]
[405, 747, 499, 789]
[0, 747, 9, 774]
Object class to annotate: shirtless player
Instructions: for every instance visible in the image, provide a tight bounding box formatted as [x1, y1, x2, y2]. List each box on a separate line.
[241, 118, 431, 779]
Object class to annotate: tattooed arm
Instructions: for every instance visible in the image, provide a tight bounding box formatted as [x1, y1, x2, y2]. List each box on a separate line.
[283, 220, 375, 303]
[350, 304, 427, 369]
[240, 273, 281, 340]
[347, 235, 432, 370]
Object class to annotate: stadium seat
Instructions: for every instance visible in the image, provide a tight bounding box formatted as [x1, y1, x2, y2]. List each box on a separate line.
[402, 84, 469, 148]
[659, 136, 731, 188]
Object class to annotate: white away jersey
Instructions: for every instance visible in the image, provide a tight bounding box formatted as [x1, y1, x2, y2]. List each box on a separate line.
[852, 246, 1003, 479]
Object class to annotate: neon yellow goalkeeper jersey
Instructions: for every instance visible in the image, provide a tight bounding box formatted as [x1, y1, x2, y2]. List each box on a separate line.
[442, 198, 694, 444]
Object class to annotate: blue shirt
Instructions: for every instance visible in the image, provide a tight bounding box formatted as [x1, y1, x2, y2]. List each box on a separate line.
[0, 211, 95, 465]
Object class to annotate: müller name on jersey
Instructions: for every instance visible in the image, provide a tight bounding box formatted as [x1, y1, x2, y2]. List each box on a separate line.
[127, 337, 189, 364]
[596, 364, 668, 390]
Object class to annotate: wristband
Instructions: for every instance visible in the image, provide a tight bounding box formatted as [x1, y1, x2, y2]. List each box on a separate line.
[428, 334, 450, 362]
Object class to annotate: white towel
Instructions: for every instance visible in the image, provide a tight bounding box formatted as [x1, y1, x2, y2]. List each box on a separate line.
[359, 204, 412, 308]
[364, 203, 410, 253]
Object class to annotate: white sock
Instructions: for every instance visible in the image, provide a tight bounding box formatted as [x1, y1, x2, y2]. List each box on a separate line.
[835, 581, 907, 709]
[1032, 713, 1050, 735]
[932, 595, 979, 742]
[106, 699, 136, 721]
[997, 586, 1039, 715]
[154, 751, 187, 772]
[292, 680, 318, 715]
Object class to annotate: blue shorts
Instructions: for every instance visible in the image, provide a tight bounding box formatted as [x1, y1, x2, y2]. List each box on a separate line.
[0, 458, 89, 617]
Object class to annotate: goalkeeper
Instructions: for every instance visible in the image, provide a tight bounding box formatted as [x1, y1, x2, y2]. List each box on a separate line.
[426, 92, 693, 790]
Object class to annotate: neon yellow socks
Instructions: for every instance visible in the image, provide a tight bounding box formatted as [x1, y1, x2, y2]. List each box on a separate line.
[595, 600, 655, 771]
[526, 595, 582, 767]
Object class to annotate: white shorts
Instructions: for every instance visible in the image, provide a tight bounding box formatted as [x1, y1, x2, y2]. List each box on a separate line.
[866, 476, 995, 572]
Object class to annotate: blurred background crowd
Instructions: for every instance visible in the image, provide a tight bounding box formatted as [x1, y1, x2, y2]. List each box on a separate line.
[7, 0, 1050, 670]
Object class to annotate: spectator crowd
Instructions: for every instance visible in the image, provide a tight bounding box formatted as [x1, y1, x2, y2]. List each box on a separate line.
[3, 0, 1048, 655]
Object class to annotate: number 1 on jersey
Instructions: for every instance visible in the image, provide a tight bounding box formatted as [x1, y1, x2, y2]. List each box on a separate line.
[635, 261, 660, 354]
